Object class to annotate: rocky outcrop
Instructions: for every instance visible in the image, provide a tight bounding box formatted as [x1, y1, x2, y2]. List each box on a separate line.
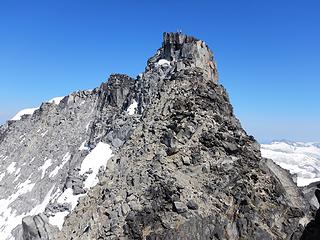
[21, 214, 59, 240]
[301, 185, 320, 240]
[0, 32, 314, 239]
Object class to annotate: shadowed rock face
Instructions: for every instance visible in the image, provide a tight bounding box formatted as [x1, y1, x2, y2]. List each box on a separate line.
[0, 32, 314, 239]
[301, 186, 320, 240]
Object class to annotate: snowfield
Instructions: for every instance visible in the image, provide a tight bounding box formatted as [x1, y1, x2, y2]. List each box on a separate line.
[11, 108, 39, 121]
[10, 96, 63, 122]
[261, 141, 320, 187]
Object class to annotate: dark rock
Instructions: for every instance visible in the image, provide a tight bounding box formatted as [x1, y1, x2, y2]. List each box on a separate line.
[186, 200, 198, 210]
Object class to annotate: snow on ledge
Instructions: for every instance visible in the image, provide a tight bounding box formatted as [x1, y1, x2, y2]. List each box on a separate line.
[157, 59, 171, 66]
[80, 142, 114, 189]
[48, 96, 64, 105]
[11, 108, 39, 121]
[127, 99, 138, 115]
[48, 211, 69, 230]
[10, 96, 64, 121]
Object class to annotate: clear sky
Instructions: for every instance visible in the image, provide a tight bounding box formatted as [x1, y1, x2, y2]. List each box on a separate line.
[0, 0, 319, 143]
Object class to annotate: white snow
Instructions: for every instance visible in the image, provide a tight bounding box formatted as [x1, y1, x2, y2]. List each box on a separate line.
[85, 122, 91, 132]
[0, 184, 54, 240]
[6, 162, 16, 175]
[15, 177, 36, 193]
[157, 59, 171, 66]
[80, 142, 113, 189]
[261, 141, 320, 187]
[38, 158, 52, 179]
[48, 211, 69, 230]
[57, 188, 83, 211]
[29, 185, 55, 215]
[127, 100, 138, 116]
[49, 153, 71, 178]
[48, 96, 64, 105]
[14, 168, 20, 176]
[13, 173, 21, 183]
[0, 172, 5, 182]
[50, 187, 85, 230]
[79, 141, 90, 151]
[11, 108, 39, 121]
[49, 146, 109, 231]
[0, 177, 35, 238]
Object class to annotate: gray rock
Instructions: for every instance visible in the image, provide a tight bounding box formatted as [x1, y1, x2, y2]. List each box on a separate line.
[187, 199, 199, 210]
[181, 156, 191, 165]
[173, 201, 187, 213]
[22, 214, 58, 240]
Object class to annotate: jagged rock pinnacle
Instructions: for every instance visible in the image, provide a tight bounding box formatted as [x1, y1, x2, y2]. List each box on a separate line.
[161, 32, 218, 82]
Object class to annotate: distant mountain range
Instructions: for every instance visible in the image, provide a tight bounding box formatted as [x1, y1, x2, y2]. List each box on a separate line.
[261, 141, 320, 186]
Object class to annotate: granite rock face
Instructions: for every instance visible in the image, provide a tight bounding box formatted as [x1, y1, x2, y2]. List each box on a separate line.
[0, 32, 315, 239]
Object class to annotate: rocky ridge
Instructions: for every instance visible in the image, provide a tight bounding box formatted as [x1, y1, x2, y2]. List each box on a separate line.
[0, 32, 317, 239]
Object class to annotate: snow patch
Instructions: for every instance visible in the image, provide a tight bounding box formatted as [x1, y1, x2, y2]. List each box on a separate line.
[38, 158, 52, 179]
[49, 153, 71, 178]
[6, 162, 16, 174]
[0, 176, 35, 238]
[80, 142, 113, 189]
[85, 122, 91, 132]
[57, 188, 83, 211]
[48, 96, 64, 105]
[48, 211, 69, 230]
[50, 187, 85, 230]
[11, 108, 39, 121]
[13, 173, 21, 183]
[0, 172, 5, 182]
[0, 184, 54, 239]
[29, 185, 55, 215]
[15, 177, 36, 193]
[157, 59, 171, 66]
[127, 99, 138, 116]
[79, 141, 90, 151]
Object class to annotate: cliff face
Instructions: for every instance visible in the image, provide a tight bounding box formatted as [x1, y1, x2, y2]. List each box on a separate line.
[0, 33, 314, 240]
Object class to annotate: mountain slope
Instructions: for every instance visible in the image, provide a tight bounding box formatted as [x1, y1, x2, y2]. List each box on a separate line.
[0, 33, 314, 240]
[59, 33, 310, 239]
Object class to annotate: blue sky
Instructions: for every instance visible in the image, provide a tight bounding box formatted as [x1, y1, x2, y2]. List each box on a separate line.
[0, 0, 319, 142]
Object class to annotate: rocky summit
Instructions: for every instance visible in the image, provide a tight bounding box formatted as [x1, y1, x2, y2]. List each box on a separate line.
[0, 32, 318, 240]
